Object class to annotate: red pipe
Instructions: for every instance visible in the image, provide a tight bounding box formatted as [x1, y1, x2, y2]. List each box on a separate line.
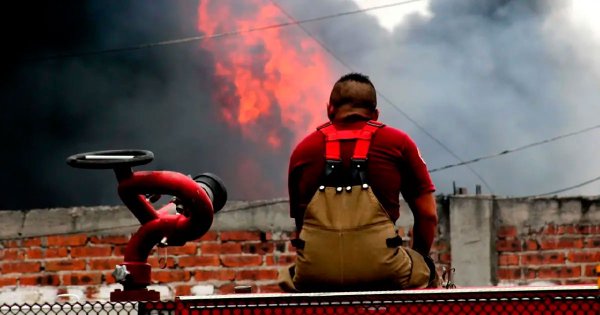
[115, 170, 214, 288]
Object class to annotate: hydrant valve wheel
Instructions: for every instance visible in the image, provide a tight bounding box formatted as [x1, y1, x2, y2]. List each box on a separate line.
[66, 149, 154, 169]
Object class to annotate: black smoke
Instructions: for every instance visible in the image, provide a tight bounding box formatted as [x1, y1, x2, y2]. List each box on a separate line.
[3, 0, 599, 210]
[0, 0, 294, 210]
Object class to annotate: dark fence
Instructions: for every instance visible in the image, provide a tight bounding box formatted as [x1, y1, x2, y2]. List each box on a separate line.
[0, 303, 137, 315]
[2, 286, 599, 315]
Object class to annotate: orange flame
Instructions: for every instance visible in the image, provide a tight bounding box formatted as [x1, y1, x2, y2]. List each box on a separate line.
[197, 0, 333, 149]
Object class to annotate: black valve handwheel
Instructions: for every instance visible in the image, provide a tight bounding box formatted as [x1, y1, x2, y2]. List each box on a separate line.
[66, 149, 154, 169]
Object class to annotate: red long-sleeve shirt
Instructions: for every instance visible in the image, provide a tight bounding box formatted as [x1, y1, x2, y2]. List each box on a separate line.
[288, 120, 435, 223]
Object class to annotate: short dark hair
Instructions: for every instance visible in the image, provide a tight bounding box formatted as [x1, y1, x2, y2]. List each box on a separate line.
[335, 72, 375, 88]
[329, 72, 377, 109]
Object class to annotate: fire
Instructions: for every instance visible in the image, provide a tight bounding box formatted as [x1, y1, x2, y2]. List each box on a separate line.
[197, 0, 333, 149]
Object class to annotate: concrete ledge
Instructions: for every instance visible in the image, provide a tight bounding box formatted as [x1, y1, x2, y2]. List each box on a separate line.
[0, 200, 295, 240]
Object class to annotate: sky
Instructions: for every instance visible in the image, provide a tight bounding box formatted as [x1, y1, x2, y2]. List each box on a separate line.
[1, 0, 599, 210]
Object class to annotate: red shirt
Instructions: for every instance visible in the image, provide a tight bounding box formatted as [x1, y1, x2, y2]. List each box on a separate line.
[288, 120, 435, 223]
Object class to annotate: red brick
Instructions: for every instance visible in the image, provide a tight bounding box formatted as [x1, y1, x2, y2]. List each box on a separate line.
[498, 226, 518, 238]
[584, 264, 598, 277]
[497, 268, 521, 280]
[194, 269, 236, 281]
[45, 259, 86, 271]
[23, 238, 42, 247]
[70, 246, 112, 258]
[539, 237, 584, 250]
[153, 270, 190, 283]
[524, 268, 537, 279]
[556, 225, 578, 235]
[1, 240, 21, 248]
[565, 278, 595, 285]
[498, 253, 519, 266]
[201, 242, 242, 255]
[26, 248, 43, 259]
[220, 255, 262, 267]
[46, 247, 68, 258]
[0, 249, 25, 260]
[89, 258, 123, 270]
[104, 272, 117, 284]
[216, 283, 238, 294]
[542, 225, 557, 235]
[496, 239, 522, 252]
[584, 237, 600, 248]
[439, 252, 452, 264]
[264, 232, 292, 241]
[197, 231, 218, 242]
[1, 262, 41, 274]
[147, 256, 176, 269]
[47, 234, 87, 246]
[287, 243, 297, 253]
[221, 231, 261, 241]
[567, 251, 600, 263]
[524, 239, 539, 250]
[521, 252, 565, 265]
[432, 241, 449, 252]
[164, 243, 197, 255]
[274, 242, 287, 253]
[265, 254, 296, 266]
[179, 255, 220, 267]
[0, 276, 18, 286]
[538, 266, 581, 279]
[114, 245, 127, 256]
[241, 242, 274, 255]
[21, 274, 60, 286]
[61, 272, 102, 285]
[258, 284, 283, 293]
[235, 269, 278, 281]
[90, 235, 130, 245]
[175, 285, 192, 296]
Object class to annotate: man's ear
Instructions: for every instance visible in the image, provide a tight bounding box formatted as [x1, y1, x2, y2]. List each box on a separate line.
[327, 103, 335, 121]
[372, 108, 380, 121]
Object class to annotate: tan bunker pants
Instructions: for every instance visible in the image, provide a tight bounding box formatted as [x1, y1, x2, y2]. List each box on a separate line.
[279, 186, 435, 292]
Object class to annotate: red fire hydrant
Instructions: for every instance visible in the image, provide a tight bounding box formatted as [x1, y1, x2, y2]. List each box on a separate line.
[67, 149, 227, 301]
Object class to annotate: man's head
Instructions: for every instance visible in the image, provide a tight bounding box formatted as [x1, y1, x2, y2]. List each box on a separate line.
[327, 73, 378, 122]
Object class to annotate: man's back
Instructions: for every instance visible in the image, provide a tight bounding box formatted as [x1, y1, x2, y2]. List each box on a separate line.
[288, 120, 435, 224]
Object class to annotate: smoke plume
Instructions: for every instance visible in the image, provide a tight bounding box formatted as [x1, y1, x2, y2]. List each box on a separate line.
[2, 0, 599, 210]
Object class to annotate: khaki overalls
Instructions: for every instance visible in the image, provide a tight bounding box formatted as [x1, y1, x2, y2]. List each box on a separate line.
[279, 121, 435, 292]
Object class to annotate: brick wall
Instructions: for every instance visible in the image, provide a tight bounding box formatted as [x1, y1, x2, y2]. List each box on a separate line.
[0, 230, 452, 301]
[0, 230, 296, 300]
[0, 196, 598, 303]
[495, 197, 600, 286]
[496, 223, 600, 285]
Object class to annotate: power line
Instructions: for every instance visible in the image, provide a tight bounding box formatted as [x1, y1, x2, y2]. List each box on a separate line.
[24, 0, 426, 62]
[271, 0, 495, 193]
[525, 174, 600, 197]
[429, 122, 600, 173]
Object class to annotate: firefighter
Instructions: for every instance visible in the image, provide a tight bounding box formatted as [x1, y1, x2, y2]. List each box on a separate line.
[279, 73, 439, 292]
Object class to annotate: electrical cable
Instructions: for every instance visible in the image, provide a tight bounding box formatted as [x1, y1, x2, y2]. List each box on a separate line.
[523, 174, 600, 197]
[429, 123, 600, 173]
[23, 0, 426, 62]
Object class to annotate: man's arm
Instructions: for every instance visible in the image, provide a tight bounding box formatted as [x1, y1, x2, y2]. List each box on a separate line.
[406, 192, 438, 257]
[288, 148, 304, 233]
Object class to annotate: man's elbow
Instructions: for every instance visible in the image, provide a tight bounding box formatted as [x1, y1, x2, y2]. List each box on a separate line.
[412, 193, 438, 225]
[416, 210, 438, 225]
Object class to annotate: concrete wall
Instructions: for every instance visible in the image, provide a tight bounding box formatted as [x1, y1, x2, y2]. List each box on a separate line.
[0, 195, 598, 303]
